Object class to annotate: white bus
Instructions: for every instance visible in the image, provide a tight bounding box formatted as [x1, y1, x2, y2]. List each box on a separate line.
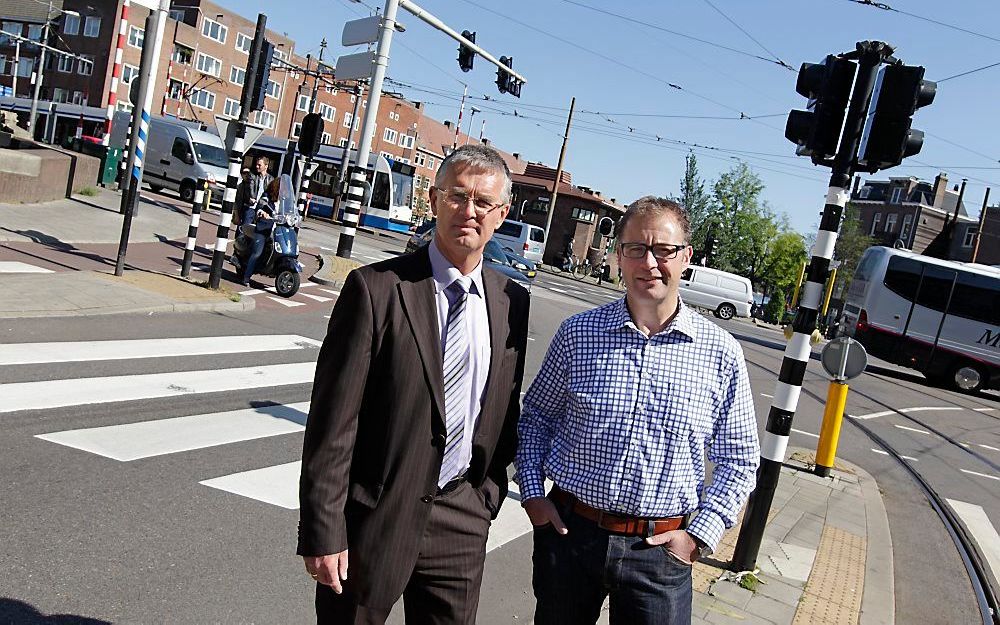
[842, 246, 1000, 393]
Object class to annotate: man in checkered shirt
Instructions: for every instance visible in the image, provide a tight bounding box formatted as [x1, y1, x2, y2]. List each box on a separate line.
[516, 196, 759, 625]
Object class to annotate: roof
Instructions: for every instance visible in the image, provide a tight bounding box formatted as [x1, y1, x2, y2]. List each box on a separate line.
[414, 113, 526, 175]
[511, 172, 625, 212]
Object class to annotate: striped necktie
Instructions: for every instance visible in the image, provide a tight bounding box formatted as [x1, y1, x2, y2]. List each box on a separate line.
[440, 278, 472, 484]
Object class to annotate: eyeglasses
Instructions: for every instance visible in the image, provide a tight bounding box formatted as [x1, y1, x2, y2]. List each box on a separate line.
[435, 187, 506, 218]
[619, 242, 689, 260]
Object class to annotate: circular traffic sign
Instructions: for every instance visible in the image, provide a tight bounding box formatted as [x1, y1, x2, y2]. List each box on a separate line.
[821, 337, 868, 381]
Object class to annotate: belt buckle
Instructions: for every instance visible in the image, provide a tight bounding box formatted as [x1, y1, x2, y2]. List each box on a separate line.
[595, 509, 612, 532]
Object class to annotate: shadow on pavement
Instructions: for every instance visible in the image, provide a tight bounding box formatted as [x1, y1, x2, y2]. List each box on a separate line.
[0, 598, 111, 624]
[0, 230, 117, 270]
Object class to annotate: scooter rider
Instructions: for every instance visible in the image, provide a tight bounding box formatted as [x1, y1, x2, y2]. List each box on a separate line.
[239, 178, 278, 286]
[236, 155, 274, 229]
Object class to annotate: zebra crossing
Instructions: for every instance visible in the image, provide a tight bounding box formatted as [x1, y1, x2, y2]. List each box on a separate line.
[2, 332, 534, 551]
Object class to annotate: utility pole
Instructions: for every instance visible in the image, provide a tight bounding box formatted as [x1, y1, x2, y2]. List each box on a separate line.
[971, 188, 990, 263]
[336, 81, 365, 201]
[542, 96, 575, 256]
[295, 38, 325, 218]
[114, 0, 169, 277]
[27, 0, 53, 138]
[452, 83, 466, 150]
[479, 118, 486, 142]
[12, 40, 20, 97]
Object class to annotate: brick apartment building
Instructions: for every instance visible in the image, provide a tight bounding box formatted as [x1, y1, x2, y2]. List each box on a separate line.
[849, 173, 982, 262]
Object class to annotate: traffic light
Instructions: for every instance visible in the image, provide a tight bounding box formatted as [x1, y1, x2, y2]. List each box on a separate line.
[248, 40, 275, 113]
[598, 216, 615, 237]
[785, 55, 857, 166]
[857, 64, 936, 172]
[458, 31, 476, 72]
[298, 113, 324, 158]
[496, 56, 511, 94]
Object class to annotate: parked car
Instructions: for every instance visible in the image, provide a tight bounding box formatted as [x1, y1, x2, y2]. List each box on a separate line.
[491, 219, 546, 264]
[406, 220, 436, 253]
[501, 249, 537, 281]
[403, 222, 533, 291]
[678, 266, 754, 320]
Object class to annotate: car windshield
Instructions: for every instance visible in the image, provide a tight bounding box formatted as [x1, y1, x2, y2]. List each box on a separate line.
[483, 240, 509, 265]
[192, 142, 227, 168]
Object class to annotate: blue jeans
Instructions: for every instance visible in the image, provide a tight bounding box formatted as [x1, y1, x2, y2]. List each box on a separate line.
[242, 231, 268, 282]
[531, 502, 693, 625]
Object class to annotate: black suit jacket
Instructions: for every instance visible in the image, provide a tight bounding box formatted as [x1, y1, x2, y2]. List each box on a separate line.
[298, 245, 530, 608]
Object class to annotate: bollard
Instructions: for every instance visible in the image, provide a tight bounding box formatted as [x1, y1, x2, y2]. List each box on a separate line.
[181, 179, 208, 278]
[814, 381, 849, 477]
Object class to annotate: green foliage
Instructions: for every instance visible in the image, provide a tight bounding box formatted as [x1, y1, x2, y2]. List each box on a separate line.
[679, 153, 711, 244]
[833, 204, 874, 299]
[761, 231, 808, 295]
[78, 187, 99, 197]
[764, 288, 787, 323]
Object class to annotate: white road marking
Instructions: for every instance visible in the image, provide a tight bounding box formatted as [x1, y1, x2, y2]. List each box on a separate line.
[849, 406, 964, 420]
[961, 469, 1000, 482]
[548, 286, 567, 293]
[240, 288, 264, 295]
[299, 293, 333, 302]
[901, 455, 919, 462]
[318, 289, 341, 296]
[761, 393, 774, 398]
[947, 499, 1000, 586]
[267, 296, 305, 307]
[960, 443, 971, 448]
[894, 424, 931, 435]
[527, 337, 536, 342]
[1, 362, 316, 413]
[37, 402, 309, 461]
[871, 448, 889, 456]
[973, 408, 996, 413]
[0, 261, 54, 273]
[791, 428, 819, 438]
[979, 444, 999, 452]
[0, 335, 320, 365]
[201, 461, 302, 509]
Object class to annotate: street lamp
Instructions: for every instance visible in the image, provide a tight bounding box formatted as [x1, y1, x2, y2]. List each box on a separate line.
[465, 105, 480, 144]
[27, 2, 82, 137]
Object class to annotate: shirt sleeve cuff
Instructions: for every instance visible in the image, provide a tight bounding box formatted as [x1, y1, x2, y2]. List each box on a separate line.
[687, 509, 726, 552]
[517, 470, 547, 502]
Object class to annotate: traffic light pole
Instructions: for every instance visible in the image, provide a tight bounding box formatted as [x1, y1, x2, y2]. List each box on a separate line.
[114, 1, 169, 277]
[731, 41, 891, 573]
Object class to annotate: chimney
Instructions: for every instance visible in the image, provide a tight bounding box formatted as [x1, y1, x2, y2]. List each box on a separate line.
[513, 152, 520, 160]
[931, 172, 948, 208]
[482, 138, 490, 146]
[444, 120, 452, 129]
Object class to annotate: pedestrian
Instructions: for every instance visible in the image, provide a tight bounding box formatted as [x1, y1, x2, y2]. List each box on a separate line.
[516, 195, 759, 625]
[298, 143, 530, 623]
[235, 156, 273, 229]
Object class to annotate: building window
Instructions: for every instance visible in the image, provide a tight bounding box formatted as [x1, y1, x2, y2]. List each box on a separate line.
[351, 141, 357, 150]
[128, 25, 144, 48]
[201, 17, 227, 44]
[167, 79, 186, 100]
[885, 213, 898, 232]
[383, 127, 398, 144]
[116, 101, 133, 113]
[196, 52, 222, 77]
[1, 22, 22, 46]
[963, 227, 977, 247]
[380, 151, 394, 161]
[229, 65, 245, 86]
[254, 109, 275, 129]
[189, 89, 216, 111]
[571, 207, 596, 223]
[890, 187, 903, 204]
[296, 94, 310, 112]
[83, 16, 101, 37]
[52, 87, 67, 103]
[428, 157, 435, 169]
[414, 152, 426, 167]
[859, 185, 871, 199]
[71, 90, 86, 105]
[57, 54, 74, 73]
[273, 49, 286, 62]
[900, 214, 913, 241]
[291, 122, 301, 137]
[343, 112, 353, 128]
[169, 9, 185, 21]
[265, 79, 280, 99]
[235, 32, 252, 54]
[870, 212, 882, 235]
[77, 56, 93, 75]
[171, 45, 193, 65]
[321, 132, 331, 144]
[122, 63, 140, 85]
[223, 97, 240, 118]
[387, 110, 399, 121]
[339, 138, 348, 148]
[27, 24, 42, 41]
[63, 14, 80, 36]
[319, 103, 335, 121]
[399, 134, 414, 149]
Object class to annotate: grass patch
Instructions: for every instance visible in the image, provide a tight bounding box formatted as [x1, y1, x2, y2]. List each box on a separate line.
[738, 571, 761, 592]
[228, 293, 241, 302]
[78, 186, 99, 197]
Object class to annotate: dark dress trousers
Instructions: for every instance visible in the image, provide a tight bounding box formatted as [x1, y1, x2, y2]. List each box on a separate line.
[298, 245, 530, 619]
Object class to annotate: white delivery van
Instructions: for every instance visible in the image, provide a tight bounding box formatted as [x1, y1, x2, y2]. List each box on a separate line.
[679, 266, 754, 320]
[112, 112, 228, 203]
[492, 219, 546, 264]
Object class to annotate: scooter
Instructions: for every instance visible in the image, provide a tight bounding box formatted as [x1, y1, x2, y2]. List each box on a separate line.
[230, 174, 303, 297]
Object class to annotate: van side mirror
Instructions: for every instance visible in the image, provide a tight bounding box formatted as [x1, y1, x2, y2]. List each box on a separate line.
[183, 152, 194, 165]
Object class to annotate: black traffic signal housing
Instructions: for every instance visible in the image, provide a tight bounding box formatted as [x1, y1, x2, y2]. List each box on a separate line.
[496, 56, 512, 94]
[598, 216, 615, 237]
[458, 31, 476, 72]
[857, 64, 936, 173]
[785, 55, 857, 166]
[248, 40, 275, 113]
[298, 112, 324, 158]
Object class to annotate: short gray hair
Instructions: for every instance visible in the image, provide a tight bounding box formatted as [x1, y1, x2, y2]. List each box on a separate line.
[435, 144, 512, 203]
[615, 196, 691, 243]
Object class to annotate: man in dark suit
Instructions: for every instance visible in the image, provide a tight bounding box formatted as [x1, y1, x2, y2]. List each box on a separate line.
[235, 155, 273, 228]
[299, 144, 530, 624]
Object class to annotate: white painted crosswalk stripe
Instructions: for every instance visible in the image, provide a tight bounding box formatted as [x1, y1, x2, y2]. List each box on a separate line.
[36, 402, 309, 461]
[201, 461, 302, 509]
[0, 335, 320, 366]
[267, 296, 305, 307]
[319, 289, 341, 296]
[2, 362, 316, 413]
[299, 292, 333, 303]
[947, 499, 1000, 587]
[0, 261, 54, 273]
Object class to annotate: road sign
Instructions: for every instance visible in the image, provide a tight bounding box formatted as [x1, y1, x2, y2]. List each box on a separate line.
[335, 51, 375, 81]
[214, 116, 266, 154]
[821, 337, 868, 381]
[342, 16, 381, 47]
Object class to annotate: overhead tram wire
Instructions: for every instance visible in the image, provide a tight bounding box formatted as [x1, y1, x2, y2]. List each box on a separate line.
[923, 132, 1000, 164]
[454, 0, 785, 133]
[936, 60, 1000, 83]
[699, 0, 795, 71]
[845, 0, 1000, 45]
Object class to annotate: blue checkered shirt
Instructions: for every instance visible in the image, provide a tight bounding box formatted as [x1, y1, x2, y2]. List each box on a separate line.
[516, 298, 759, 549]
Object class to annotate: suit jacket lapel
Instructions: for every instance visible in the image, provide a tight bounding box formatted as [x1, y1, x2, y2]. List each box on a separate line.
[476, 269, 511, 444]
[397, 247, 446, 425]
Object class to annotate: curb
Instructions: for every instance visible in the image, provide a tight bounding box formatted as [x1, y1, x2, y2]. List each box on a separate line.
[310, 253, 362, 290]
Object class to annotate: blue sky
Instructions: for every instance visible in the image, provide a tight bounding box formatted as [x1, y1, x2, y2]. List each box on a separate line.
[224, 0, 999, 234]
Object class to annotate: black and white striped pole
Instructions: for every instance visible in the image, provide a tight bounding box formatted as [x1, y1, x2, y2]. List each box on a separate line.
[181, 178, 208, 278]
[731, 41, 892, 572]
[208, 13, 266, 290]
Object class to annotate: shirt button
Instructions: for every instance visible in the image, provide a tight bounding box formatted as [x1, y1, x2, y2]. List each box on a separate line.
[421, 495, 433, 503]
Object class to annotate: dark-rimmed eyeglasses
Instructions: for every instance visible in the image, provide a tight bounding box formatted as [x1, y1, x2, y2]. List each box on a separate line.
[434, 187, 506, 218]
[619, 242, 689, 260]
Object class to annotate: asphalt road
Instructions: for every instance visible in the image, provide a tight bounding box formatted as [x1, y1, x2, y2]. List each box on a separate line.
[1, 225, 995, 624]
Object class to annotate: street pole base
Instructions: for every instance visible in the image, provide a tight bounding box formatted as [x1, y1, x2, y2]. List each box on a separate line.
[814, 464, 832, 478]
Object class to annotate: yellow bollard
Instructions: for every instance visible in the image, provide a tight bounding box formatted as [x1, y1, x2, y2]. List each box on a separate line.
[815, 381, 849, 477]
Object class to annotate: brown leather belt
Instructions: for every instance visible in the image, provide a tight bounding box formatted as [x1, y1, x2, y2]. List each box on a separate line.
[550, 487, 685, 537]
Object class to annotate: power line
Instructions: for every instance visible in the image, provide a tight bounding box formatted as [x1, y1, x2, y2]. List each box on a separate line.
[699, 0, 794, 70]
[924, 131, 1000, 164]
[936, 60, 1000, 83]
[845, 0, 1000, 45]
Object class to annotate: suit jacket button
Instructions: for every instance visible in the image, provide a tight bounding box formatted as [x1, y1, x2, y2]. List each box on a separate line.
[421, 495, 433, 503]
[433, 434, 446, 446]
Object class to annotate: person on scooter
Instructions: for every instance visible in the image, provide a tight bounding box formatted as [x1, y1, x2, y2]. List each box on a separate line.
[239, 177, 280, 286]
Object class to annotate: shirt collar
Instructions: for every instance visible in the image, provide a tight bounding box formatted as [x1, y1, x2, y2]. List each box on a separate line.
[604, 297, 698, 340]
[428, 238, 485, 298]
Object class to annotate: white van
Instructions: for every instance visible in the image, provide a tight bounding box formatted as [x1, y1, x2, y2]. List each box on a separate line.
[679, 266, 753, 320]
[492, 219, 546, 264]
[112, 112, 228, 203]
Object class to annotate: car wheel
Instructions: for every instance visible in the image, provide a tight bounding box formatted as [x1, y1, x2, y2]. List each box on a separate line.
[149, 184, 163, 193]
[716, 303, 737, 320]
[947, 360, 987, 393]
[179, 180, 196, 203]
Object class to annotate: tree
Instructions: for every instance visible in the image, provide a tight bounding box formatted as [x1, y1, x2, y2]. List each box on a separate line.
[761, 230, 808, 297]
[709, 163, 768, 277]
[832, 204, 874, 300]
[679, 152, 711, 247]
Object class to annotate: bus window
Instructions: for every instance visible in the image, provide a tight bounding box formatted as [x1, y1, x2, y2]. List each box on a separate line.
[952, 273, 1000, 324]
[883, 256, 921, 300]
[914, 265, 956, 313]
[391, 170, 413, 209]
